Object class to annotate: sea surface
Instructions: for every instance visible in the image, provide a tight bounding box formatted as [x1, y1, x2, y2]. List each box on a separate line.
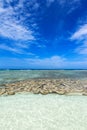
[0, 94, 87, 130]
[0, 70, 87, 130]
[0, 69, 87, 85]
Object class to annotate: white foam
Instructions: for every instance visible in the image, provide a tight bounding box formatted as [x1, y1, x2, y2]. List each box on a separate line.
[0, 94, 87, 130]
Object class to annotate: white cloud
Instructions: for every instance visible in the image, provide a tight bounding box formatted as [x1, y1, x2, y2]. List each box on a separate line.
[70, 24, 87, 40]
[26, 56, 87, 69]
[15, 42, 30, 49]
[0, 0, 42, 53]
[0, 44, 22, 54]
[33, 2, 39, 10]
[25, 56, 66, 68]
[0, 56, 87, 69]
[61, 0, 80, 5]
[70, 24, 87, 55]
[0, 0, 35, 40]
[78, 48, 87, 54]
[75, 42, 87, 54]
[0, 55, 66, 68]
[59, 0, 81, 16]
[46, 0, 81, 15]
[46, 0, 55, 6]
[0, 21, 35, 40]
[0, 43, 35, 56]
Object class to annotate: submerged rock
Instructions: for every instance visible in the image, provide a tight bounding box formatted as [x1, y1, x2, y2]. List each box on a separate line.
[0, 88, 6, 95]
[0, 79, 87, 96]
[7, 91, 15, 95]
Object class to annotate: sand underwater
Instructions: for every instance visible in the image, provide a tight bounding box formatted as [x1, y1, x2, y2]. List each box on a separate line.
[0, 94, 87, 130]
[0, 70, 87, 130]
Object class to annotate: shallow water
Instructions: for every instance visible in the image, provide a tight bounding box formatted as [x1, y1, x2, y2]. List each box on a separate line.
[0, 70, 87, 84]
[0, 70, 87, 130]
[0, 94, 87, 130]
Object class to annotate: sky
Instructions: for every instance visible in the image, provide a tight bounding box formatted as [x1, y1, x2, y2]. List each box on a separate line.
[0, 0, 87, 69]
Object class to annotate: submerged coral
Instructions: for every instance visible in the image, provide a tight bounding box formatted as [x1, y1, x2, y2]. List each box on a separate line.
[0, 79, 87, 96]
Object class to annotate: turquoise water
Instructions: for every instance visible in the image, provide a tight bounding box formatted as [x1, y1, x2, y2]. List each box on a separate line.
[0, 70, 87, 84]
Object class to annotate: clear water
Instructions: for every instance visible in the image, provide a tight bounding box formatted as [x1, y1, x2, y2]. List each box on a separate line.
[0, 70, 87, 84]
[0, 93, 87, 130]
[0, 70, 87, 130]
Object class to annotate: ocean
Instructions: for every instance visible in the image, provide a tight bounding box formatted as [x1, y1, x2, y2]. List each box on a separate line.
[0, 69, 87, 84]
[0, 70, 87, 130]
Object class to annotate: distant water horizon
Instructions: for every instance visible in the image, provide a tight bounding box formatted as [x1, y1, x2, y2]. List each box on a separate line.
[0, 69, 87, 85]
[0, 68, 87, 70]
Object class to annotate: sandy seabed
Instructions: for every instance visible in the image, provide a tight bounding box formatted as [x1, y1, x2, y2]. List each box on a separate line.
[0, 94, 87, 130]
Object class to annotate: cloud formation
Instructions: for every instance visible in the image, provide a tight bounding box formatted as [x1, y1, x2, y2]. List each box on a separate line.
[0, 0, 87, 69]
[25, 56, 66, 68]
[0, 43, 35, 56]
[70, 24, 87, 55]
[0, 0, 35, 40]
[0, 55, 66, 68]
[0, 44, 22, 54]
[75, 42, 87, 54]
[71, 24, 87, 40]
[0, 56, 87, 69]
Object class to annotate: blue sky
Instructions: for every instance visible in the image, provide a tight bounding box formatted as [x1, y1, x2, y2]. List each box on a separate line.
[0, 0, 87, 69]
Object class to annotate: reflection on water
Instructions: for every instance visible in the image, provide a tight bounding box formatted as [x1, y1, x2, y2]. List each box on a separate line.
[0, 70, 87, 84]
